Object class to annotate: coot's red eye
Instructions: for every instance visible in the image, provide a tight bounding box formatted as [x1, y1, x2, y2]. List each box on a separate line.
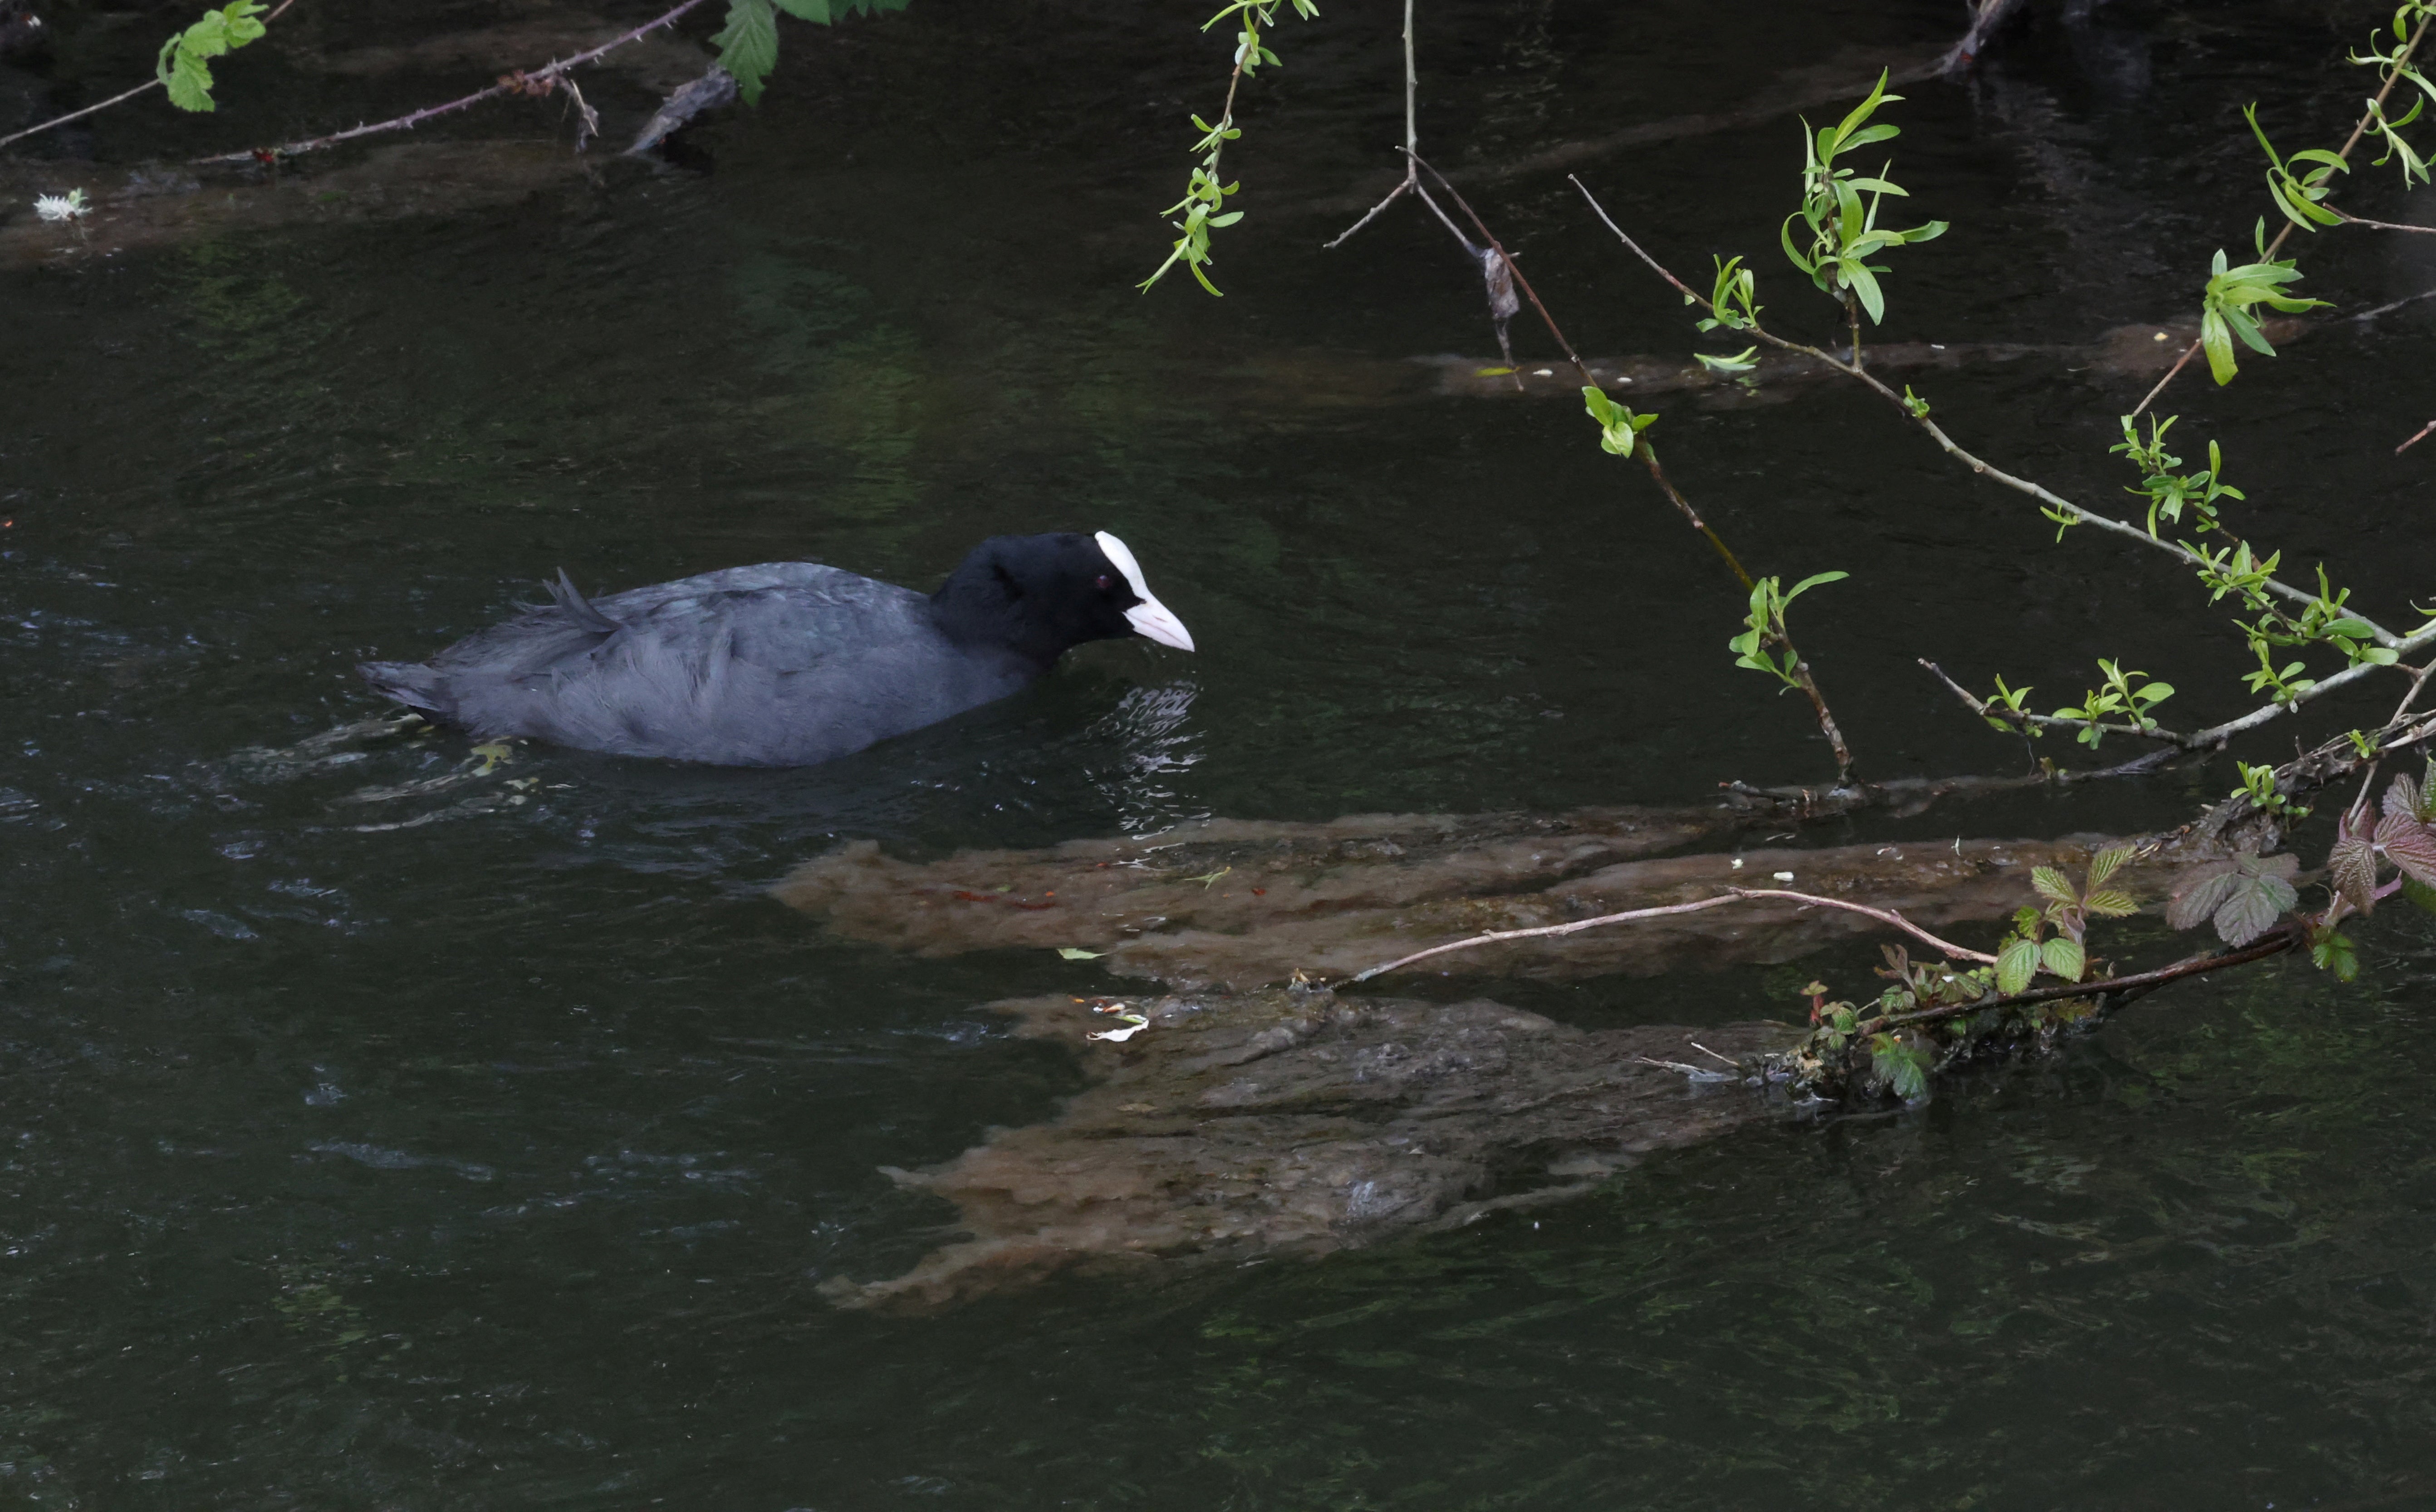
[1095, 574, 1113, 590]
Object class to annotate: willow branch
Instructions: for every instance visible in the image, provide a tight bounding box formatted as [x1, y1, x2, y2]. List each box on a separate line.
[1348, 886, 1997, 984]
[2131, 20, 2432, 418]
[1570, 177, 2405, 651]
[188, 0, 711, 165]
[1919, 658, 2201, 749]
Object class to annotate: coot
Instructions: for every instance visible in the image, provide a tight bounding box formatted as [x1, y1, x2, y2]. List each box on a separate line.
[358, 531, 1194, 767]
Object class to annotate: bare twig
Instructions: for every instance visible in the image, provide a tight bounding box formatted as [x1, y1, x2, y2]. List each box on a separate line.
[2399, 418, 2436, 455]
[2335, 208, 2436, 234]
[1348, 885, 1997, 984]
[188, 0, 712, 165]
[2131, 20, 2432, 419]
[0, 0, 301, 152]
[1322, 0, 1418, 249]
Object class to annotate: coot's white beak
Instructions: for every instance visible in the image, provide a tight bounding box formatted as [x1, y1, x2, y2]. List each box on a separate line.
[1096, 530, 1196, 653]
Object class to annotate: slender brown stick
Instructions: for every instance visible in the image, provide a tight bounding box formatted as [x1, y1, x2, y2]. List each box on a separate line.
[1412, 153, 1760, 587]
[187, 0, 711, 165]
[2399, 418, 2436, 455]
[0, 0, 301, 152]
[2130, 20, 2432, 419]
[1349, 886, 1996, 984]
[1322, 0, 1418, 249]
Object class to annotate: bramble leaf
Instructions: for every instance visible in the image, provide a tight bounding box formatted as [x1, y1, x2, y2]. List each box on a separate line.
[2083, 889, 2140, 919]
[2377, 812, 2436, 886]
[2327, 833, 2379, 914]
[2040, 936, 2086, 983]
[2031, 866, 2076, 905]
[1996, 936, 2039, 996]
[714, 0, 781, 103]
[2166, 861, 2240, 932]
[2085, 846, 2132, 891]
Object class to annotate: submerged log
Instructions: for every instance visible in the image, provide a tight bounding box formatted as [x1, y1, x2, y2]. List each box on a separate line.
[774, 810, 2171, 987]
[821, 984, 1800, 1311]
[0, 141, 593, 267]
[784, 806, 2223, 1307]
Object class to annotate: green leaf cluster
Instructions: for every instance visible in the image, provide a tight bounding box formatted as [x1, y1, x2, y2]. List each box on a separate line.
[1580, 387, 1659, 456]
[2112, 415, 2244, 538]
[2199, 231, 2327, 385]
[1140, 0, 1318, 296]
[156, 1, 267, 113]
[1779, 71, 1947, 325]
[2051, 660, 2173, 749]
[2348, 7, 2436, 187]
[1727, 571, 1846, 687]
[2245, 103, 2353, 230]
[1694, 255, 1761, 332]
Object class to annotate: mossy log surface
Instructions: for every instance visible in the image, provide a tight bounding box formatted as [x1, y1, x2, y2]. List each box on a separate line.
[823, 984, 1799, 1311]
[775, 809, 2181, 987]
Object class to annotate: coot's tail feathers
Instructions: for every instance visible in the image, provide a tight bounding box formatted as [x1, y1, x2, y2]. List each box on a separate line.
[357, 660, 457, 720]
[548, 568, 624, 636]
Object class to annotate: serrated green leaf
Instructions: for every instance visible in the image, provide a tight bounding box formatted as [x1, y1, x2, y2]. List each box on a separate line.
[2030, 866, 2076, 905]
[2081, 889, 2140, 919]
[1996, 936, 2039, 995]
[2085, 846, 2132, 891]
[2040, 936, 2086, 983]
[713, 0, 780, 103]
[2403, 876, 2436, 915]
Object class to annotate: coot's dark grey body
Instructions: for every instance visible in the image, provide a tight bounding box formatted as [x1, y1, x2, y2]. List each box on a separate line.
[357, 532, 1193, 768]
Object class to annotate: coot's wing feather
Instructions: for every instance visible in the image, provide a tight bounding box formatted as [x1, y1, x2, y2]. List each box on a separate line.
[419, 564, 1024, 765]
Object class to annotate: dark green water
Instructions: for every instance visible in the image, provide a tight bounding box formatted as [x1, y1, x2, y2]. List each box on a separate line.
[6, 0, 2436, 1505]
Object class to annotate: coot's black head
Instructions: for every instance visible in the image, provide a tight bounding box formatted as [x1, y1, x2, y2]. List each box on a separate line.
[931, 531, 1195, 667]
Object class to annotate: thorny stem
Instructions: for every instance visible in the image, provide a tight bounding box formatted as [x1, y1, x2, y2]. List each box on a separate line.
[2131, 17, 2433, 419]
[0, 0, 302, 152]
[1847, 293, 1863, 373]
[1348, 886, 1998, 984]
[187, 0, 712, 164]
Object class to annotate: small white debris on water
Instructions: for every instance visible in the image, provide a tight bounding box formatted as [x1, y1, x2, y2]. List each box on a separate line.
[1534, 368, 1553, 376]
[1730, 857, 1744, 870]
[1773, 871, 1795, 882]
[34, 189, 89, 222]
[1930, 343, 1945, 349]
[2154, 331, 2170, 341]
